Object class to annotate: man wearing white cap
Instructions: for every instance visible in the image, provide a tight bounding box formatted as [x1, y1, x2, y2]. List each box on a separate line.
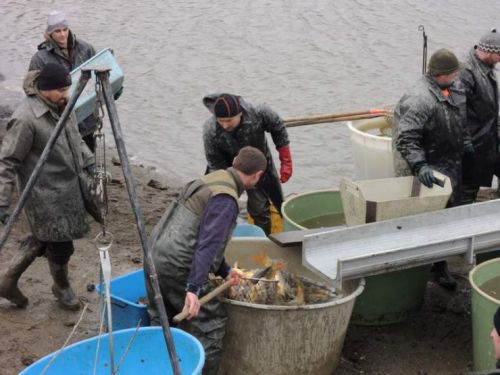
[28, 11, 98, 151]
[459, 29, 500, 204]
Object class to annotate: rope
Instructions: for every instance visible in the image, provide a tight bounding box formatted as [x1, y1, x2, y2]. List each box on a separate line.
[40, 303, 89, 375]
[113, 319, 142, 374]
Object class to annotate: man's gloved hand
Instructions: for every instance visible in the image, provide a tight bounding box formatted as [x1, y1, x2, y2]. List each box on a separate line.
[277, 145, 293, 183]
[113, 86, 124, 101]
[464, 142, 474, 155]
[86, 164, 97, 176]
[183, 292, 200, 320]
[0, 206, 10, 225]
[417, 165, 440, 188]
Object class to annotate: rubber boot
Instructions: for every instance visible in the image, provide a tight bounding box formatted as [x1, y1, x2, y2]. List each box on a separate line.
[431, 261, 457, 291]
[0, 236, 41, 308]
[48, 261, 81, 311]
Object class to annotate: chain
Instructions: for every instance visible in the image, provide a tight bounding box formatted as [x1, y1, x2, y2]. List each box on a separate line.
[94, 77, 109, 235]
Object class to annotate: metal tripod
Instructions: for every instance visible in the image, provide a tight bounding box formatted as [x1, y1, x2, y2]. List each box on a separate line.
[0, 69, 182, 375]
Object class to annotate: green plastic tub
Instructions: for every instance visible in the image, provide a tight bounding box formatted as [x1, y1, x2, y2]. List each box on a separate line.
[283, 189, 431, 325]
[469, 258, 500, 371]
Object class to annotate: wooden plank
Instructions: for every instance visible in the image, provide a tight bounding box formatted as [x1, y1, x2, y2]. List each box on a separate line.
[269, 227, 343, 247]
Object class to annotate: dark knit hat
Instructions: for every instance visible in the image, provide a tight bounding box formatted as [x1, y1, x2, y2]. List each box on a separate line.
[478, 28, 500, 54]
[37, 63, 72, 91]
[214, 94, 241, 118]
[233, 146, 267, 175]
[494, 307, 500, 336]
[427, 48, 460, 76]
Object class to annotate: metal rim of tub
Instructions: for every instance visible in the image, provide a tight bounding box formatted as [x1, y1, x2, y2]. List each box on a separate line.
[221, 277, 365, 311]
[346, 121, 391, 142]
[282, 188, 342, 230]
[469, 257, 500, 304]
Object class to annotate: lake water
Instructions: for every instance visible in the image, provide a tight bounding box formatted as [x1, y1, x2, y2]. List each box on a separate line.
[1, 0, 499, 194]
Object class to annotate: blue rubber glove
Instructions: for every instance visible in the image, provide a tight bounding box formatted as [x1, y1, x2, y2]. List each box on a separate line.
[417, 165, 440, 188]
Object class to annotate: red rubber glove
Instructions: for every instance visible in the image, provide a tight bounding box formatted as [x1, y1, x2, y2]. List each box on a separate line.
[277, 145, 293, 183]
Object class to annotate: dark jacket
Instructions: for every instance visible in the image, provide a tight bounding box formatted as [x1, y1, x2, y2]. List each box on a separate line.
[393, 75, 470, 206]
[202, 93, 289, 211]
[458, 48, 500, 186]
[0, 72, 94, 242]
[28, 31, 97, 136]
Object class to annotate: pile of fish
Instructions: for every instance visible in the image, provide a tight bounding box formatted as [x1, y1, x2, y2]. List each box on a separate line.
[213, 253, 339, 306]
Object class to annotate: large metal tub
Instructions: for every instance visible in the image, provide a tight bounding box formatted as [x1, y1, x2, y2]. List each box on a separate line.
[218, 238, 364, 375]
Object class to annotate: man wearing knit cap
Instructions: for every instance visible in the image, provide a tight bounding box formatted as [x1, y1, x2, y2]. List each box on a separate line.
[202, 93, 293, 235]
[147, 146, 267, 374]
[458, 29, 500, 205]
[0, 63, 97, 311]
[29, 11, 100, 151]
[393, 48, 471, 290]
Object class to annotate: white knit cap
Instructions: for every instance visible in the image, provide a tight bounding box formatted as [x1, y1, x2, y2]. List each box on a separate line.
[46, 11, 69, 33]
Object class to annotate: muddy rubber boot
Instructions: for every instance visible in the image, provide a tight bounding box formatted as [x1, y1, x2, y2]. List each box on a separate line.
[48, 261, 81, 311]
[0, 236, 41, 308]
[431, 261, 457, 291]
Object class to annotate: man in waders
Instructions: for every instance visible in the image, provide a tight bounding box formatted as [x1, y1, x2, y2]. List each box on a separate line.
[202, 93, 293, 235]
[29, 10, 122, 152]
[0, 63, 97, 310]
[458, 29, 500, 204]
[147, 146, 267, 374]
[392, 48, 472, 290]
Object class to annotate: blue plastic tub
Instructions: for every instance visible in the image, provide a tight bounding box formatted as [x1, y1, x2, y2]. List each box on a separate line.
[95, 269, 150, 331]
[20, 326, 204, 375]
[232, 223, 266, 237]
[69, 48, 124, 123]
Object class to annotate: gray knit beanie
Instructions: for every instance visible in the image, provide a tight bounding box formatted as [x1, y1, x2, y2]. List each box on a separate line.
[46, 11, 69, 33]
[478, 29, 500, 54]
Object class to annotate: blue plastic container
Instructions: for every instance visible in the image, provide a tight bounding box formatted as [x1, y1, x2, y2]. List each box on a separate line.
[95, 269, 150, 331]
[69, 47, 124, 123]
[20, 327, 204, 375]
[232, 223, 266, 237]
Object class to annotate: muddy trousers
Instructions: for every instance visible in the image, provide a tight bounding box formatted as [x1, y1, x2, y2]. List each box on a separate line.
[149, 276, 228, 375]
[0, 235, 75, 307]
[460, 182, 480, 205]
[247, 186, 271, 235]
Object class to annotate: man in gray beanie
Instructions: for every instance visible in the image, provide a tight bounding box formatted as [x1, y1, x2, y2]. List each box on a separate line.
[0, 63, 97, 311]
[458, 29, 500, 204]
[392, 48, 472, 290]
[28, 11, 100, 151]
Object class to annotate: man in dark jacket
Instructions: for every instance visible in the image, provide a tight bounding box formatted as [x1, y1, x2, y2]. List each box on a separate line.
[28, 10, 98, 151]
[202, 93, 293, 235]
[393, 48, 471, 290]
[459, 29, 500, 204]
[0, 63, 96, 311]
[148, 146, 267, 375]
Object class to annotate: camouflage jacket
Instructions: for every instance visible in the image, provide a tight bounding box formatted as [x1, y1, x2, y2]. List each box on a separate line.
[202, 94, 289, 208]
[458, 48, 500, 186]
[28, 31, 97, 136]
[393, 75, 470, 206]
[0, 72, 94, 242]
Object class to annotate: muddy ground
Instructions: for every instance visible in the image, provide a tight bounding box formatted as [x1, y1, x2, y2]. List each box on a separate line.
[0, 154, 485, 375]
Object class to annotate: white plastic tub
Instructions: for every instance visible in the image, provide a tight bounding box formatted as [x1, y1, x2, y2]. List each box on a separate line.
[347, 117, 394, 179]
